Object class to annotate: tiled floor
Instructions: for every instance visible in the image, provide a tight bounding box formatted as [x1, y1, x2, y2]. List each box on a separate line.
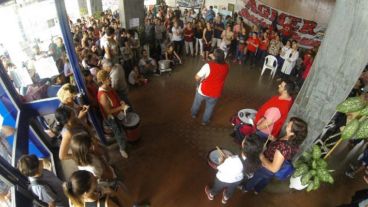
[109, 56, 366, 207]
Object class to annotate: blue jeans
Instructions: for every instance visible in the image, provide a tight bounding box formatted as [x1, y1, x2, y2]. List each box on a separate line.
[191, 91, 218, 124]
[244, 167, 274, 193]
[104, 117, 127, 150]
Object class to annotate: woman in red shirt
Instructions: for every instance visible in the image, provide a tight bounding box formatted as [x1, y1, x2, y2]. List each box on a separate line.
[257, 33, 270, 65]
[245, 32, 259, 67]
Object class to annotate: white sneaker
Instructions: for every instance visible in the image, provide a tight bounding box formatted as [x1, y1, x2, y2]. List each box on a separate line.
[120, 150, 128, 158]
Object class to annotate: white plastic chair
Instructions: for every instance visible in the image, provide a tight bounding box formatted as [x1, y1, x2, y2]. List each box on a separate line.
[260, 55, 278, 78]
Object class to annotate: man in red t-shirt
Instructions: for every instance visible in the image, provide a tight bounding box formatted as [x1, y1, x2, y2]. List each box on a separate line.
[245, 33, 260, 67]
[191, 49, 229, 125]
[232, 79, 295, 142]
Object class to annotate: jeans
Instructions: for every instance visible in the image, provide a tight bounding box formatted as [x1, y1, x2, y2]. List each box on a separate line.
[245, 50, 257, 66]
[104, 117, 127, 150]
[244, 167, 274, 193]
[236, 44, 246, 61]
[191, 91, 218, 124]
[184, 41, 194, 55]
[209, 177, 242, 199]
[195, 38, 203, 55]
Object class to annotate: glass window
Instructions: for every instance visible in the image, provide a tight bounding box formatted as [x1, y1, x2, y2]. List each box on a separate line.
[0, 176, 13, 207]
[0, 0, 74, 102]
[0, 84, 17, 166]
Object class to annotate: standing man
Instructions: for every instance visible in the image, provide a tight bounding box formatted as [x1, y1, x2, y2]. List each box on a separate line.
[102, 60, 133, 109]
[191, 49, 229, 125]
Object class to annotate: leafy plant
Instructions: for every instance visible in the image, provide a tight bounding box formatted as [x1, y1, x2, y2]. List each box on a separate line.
[337, 96, 368, 141]
[293, 145, 334, 192]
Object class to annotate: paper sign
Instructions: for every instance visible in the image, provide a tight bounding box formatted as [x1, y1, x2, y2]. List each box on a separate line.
[129, 18, 140, 28]
[33, 57, 59, 79]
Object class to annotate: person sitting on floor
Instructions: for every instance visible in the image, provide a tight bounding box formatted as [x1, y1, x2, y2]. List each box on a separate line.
[129, 66, 148, 86]
[138, 49, 158, 75]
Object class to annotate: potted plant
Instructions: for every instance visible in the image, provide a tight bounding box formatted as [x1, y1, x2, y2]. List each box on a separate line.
[290, 145, 334, 191]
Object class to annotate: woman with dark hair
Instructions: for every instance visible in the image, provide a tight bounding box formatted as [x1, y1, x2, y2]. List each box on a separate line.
[70, 132, 115, 181]
[55, 105, 105, 161]
[63, 170, 125, 207]
[205, 134, 263, 204]
[202, 22, 214, 61]
[243, 117, 308, 194]
[191, 49, 229, 125]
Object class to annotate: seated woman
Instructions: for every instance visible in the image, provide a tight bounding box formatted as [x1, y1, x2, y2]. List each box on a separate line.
[96, 70, 129, 158]
[243, 117, 308, 194]
[63, 170, 125, 207]
[165, 43, 182, 67]
[205, 134, 263, 204]
[129, 66, 148, 86]
[70, 132, 115, 181]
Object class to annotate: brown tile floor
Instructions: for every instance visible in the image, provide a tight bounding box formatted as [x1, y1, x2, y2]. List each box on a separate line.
[111, 56, 366, 207]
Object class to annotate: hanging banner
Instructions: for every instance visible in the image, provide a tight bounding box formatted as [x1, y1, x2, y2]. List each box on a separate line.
[177, 0, 204, 8]
[238, 0, 326, 48]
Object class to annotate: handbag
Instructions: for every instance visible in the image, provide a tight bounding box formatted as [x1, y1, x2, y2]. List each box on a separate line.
[274, 160, 294, 181]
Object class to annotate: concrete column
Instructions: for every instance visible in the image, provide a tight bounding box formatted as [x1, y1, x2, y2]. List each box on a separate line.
[119, 0, 145, 29]
[86, 0, 103, 17]
[288, 0, 368, 153]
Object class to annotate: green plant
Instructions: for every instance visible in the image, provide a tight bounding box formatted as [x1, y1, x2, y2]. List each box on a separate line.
[324, 96, 368, 159]
[293, 145, 334, 192]
[80, 7, 88, 16]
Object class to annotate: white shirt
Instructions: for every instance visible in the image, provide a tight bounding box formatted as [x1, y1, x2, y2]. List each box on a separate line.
[280, 46, 291, 60]
[171, 27, 183, 41]
[216, 155, 244, 183]
[196, 63, 211, 96]
[128, 70, 137, 85]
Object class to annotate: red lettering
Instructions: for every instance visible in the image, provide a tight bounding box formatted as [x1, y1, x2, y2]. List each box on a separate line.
[277, 13, 287, 25]
[270, 9, 278, 22]
[257, 4, 270, 19]
[289, 16, 302, 30]
[299, 20, 317, 35]
[245, 0, 258, 14]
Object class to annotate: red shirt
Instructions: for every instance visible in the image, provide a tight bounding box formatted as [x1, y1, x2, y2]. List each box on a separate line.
[259, 39, 270, 51]
[254, 96, 293, 137]
[200, 62, 229, 98]
[97, 87, 121, 119]
[264, 140, 297, 161]
[183, 28, 194, 42]
[246, 37, 260, 53]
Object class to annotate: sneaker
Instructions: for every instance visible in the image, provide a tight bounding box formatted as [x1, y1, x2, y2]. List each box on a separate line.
[221, 191, 229, 204]
[205, 186, 214, 201]
[238, 60, 242, 65]
[120, 150, 128, 158]
[201, 122, 208, 126]
[192, 115, 196, 119]
[345, 171, 355, 179]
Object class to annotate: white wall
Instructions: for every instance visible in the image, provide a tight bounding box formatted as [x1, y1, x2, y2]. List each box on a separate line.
[165, 0, 244, 12]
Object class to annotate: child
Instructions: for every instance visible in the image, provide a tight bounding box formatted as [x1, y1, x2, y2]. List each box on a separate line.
[18, 154, 69, 207]
[129, 66, 148, 86]
[346, 145, 368, 178]
[205, 134, 263, 204]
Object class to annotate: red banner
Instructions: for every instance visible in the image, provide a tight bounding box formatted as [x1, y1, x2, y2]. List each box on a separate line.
[239, 0, 326, 48]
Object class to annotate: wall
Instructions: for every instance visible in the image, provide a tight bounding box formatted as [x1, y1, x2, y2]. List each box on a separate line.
[165, 0, 335, 26]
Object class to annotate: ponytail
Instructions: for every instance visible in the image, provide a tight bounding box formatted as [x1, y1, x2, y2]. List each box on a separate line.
[63, 181, 83, 207]
[63, 170, 94, 207]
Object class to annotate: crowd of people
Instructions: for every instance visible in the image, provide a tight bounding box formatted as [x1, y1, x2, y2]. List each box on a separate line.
[1, 1, 365, 206]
